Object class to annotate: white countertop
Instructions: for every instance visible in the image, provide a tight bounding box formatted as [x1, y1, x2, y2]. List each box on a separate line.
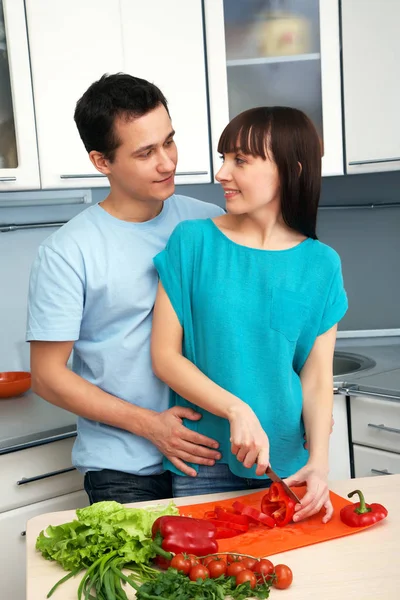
[0, 391, 76, 452]
[26, 474, 400, 600]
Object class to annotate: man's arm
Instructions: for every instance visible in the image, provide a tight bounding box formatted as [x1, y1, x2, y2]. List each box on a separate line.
[30, 341, 221, 476]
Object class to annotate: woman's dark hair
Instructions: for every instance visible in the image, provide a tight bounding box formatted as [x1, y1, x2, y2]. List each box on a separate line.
[217, 106, 322, 239]
[74, 73, 169, 162]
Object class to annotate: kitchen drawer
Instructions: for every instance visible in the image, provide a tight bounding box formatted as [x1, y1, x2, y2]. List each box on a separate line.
[0, 490, 88, 600]
[0, 437, 84, 513]
[353, 444, 400, 478]
[350, 395, 400, 454]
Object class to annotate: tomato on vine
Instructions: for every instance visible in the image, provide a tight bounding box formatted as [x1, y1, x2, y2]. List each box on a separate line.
[273, 564, 293, 589]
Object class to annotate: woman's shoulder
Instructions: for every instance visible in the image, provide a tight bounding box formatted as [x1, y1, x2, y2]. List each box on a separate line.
[307, 239, 342, 270]
[169, 217, 215, 241]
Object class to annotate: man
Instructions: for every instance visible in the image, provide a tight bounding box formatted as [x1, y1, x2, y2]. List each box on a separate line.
[26, 73, 224, 504]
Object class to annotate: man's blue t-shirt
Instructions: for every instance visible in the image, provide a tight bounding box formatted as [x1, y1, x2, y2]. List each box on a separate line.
[26, 195, 224, 475]
[154, 219, 348, 480]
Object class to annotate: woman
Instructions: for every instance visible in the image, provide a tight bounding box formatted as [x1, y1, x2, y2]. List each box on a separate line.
[151, 107, 348, 523]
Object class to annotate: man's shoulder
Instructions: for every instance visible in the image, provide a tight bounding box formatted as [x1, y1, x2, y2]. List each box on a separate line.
[41, 205, 100, 253]
[168, 194, 224, 220]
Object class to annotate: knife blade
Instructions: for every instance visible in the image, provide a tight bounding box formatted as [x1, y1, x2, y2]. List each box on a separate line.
[266, 466, 302, 505]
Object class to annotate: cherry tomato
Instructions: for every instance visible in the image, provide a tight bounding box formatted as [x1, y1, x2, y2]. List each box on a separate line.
[170, 553, 190, 575]
[252, 558, 275, 583]
[187, 554, 200, 568]
[203, 556, 219, 567]
[208, 559, 227, 579]
[235, 569, 257, 589]
[227, 554, 244, 564]
[189, 564, 210, 581]
[273, 564, 293, 589]
[227, 561, 247, 577]
[240, 557, 257, 571]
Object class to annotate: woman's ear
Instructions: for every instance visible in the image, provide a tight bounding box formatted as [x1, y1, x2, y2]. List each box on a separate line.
[298, 161, 303, 176]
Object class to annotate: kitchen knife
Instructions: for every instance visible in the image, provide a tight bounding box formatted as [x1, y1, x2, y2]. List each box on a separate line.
[266, 466, 302, 505]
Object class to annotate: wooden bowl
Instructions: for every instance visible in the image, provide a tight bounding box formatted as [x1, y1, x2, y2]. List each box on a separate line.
[0, 371, 31, 399]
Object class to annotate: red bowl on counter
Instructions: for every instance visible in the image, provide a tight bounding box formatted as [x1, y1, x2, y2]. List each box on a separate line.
[0, 371, 32, 399]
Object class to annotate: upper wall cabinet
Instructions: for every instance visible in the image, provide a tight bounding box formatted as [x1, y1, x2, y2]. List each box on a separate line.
[0, 0, 39, 191]
[342, 0, 400, 174]
[25, 0, 211, 189]
[25, 0, 124, 190]
[204, 0, 343, 178]
[119, 1, 210, 184]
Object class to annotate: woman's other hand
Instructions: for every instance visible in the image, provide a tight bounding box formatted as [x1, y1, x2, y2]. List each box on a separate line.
[228, 403, 270, 476]
[284, 463, 333, 523]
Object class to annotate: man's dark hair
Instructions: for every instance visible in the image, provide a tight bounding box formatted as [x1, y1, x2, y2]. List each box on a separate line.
[218, 106, 322, 239]
[74, 73, 169, 162]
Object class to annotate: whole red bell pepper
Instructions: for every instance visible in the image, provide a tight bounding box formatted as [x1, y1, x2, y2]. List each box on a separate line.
[261, 482, 296, 527]
[152, 515, 218, 556]
[340, 489, 388, 527]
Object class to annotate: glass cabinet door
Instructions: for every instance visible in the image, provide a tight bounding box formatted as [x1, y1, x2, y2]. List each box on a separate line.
[224, 0, 323, 138]
[205, 0, 343, 177]
[0, 0, 39, 191]
[0, 0, 18, 171]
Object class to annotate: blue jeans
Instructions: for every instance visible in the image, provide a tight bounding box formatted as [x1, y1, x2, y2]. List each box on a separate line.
[84, 469, 172, 504]
[173, 463, 271, 498]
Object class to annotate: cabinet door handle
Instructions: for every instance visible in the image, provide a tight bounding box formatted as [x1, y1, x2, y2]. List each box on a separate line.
[0, 177, 17, 182]
[371, 468, 393, 476]
[349, 157, 400, 166]
[60, 171, 209, 179]
[367, 423, 400, 435]
[175, 171, 208, 176]
[16, 467, 75, 485]
[60, 173, 106, 179]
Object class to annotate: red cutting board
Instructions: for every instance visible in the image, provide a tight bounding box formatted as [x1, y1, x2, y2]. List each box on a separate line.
[178, 487, 378, 557]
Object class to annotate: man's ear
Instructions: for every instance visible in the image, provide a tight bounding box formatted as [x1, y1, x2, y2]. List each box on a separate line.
[89, 151, 111, 175]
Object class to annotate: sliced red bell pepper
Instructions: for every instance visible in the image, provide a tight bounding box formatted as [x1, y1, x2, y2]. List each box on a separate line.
[207, 519, 249, 533]
[261, 482, 296, 527]
[203, 510, 217, 519]
[214, 527, 240, 539]
[232, 501, 246, 514]
[214, 506, 249, 527]
[240, 506, 276, 528]
[232, 500, 275, 528]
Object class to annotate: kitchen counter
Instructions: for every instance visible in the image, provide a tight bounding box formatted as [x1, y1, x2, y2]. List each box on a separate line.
[335, 336, 400, 399]
[2, 336, 399, 455]
[26, 475, 400, 600]
[0, 391, 76, 454]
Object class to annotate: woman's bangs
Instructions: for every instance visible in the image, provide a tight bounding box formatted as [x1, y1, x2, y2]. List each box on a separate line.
[218, 116, 270, 159]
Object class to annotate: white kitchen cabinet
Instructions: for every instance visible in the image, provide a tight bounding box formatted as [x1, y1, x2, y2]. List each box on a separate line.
[328, 393, 351, 480]
[342, 0, 400, 174]
[0, 490, 88, 600]
[25, 0, 211, 189]
[25, 0, 123, 189]
[0, 437, 84, 513]
[350, 394, 400, 455]
[120, 0, 211, 185]
[0, 0, 39, 191]
[347, 391, 400, 478]
[204, 0, 343, 178]
[353, 444, 400, 479]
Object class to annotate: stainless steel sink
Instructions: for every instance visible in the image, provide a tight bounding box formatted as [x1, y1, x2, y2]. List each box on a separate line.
[333, 351, 376, 377]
